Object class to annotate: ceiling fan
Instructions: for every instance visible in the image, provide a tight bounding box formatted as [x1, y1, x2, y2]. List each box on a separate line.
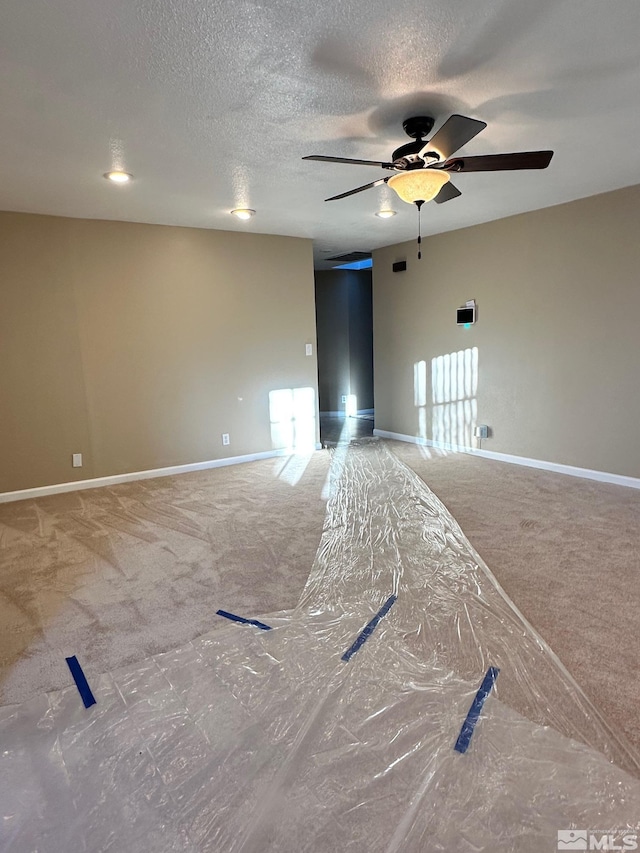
[303, 114, 553, 207]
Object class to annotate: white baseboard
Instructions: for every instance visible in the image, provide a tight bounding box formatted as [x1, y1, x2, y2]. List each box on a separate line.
[0, 444, 323, 504]
[373, 429, 640, 491]
[320, 409, 374, 418]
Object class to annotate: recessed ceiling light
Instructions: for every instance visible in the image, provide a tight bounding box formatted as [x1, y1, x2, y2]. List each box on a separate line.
[231, 208, 255, 220]
[375, 209, 397, 219]
[104, 171, 133, 183]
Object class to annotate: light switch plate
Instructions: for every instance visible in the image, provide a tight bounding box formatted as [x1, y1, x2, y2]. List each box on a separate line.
[305, 343, 313, 356]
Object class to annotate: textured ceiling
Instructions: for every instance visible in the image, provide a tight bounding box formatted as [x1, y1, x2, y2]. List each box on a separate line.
[1, 0, 639, 268]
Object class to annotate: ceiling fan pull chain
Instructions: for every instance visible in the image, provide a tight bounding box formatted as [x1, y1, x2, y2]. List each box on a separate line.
[415, 199, 424, 260]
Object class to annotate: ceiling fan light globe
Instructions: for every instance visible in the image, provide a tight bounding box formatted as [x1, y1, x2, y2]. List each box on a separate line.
[387, 169, 450, 204]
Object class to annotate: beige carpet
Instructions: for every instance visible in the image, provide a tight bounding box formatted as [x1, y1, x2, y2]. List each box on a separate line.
[389, 440, 640, 751]
[1, 439, 638, 754]
[5, 440, 640, 853]
[0, 452, 330, 703]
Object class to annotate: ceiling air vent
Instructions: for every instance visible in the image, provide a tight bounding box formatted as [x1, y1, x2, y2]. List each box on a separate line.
[327, 251, 371, 263]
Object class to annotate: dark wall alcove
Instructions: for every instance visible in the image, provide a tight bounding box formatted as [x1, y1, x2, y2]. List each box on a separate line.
[314, 269, 373, 414]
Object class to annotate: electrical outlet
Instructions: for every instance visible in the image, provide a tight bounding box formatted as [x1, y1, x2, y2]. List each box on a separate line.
[341, 395, 347, 403]
[72, 453, 83, 468]
[474, 425, 489, 439]
[222, 433, 230, 446]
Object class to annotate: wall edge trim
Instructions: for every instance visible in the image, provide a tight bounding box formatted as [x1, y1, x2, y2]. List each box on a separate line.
[0, 447, 322, 504]
[372, 429, 640, 491]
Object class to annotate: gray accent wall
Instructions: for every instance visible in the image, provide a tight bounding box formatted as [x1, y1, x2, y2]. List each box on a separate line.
[315, 269, 374, 414]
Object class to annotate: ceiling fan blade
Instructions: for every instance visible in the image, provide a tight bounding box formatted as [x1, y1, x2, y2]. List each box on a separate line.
[433, 182, 462, 204]
[442, 151, 554, 172]
[325, 177, 389, 202]
[303, 155, 396, 169]
[420, 114, 487, 160]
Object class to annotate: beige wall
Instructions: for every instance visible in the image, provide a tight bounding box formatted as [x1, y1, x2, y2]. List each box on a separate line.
[0, 212, 318, 492]
[373, 184, 640, 479]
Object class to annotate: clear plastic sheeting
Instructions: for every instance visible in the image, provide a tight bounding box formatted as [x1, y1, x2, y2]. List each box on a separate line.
[2, 439, 640, 852]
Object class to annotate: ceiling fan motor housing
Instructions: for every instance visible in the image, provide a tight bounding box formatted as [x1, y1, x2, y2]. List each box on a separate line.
[391, 140, 426, 165]
[393, 117, 441, 167]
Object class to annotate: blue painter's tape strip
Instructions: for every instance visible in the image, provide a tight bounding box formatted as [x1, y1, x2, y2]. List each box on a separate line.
[342, 594, 397, 662]
[65, 656, 96, 709]
[454, 666, 500, 754]
[216, 609, 272, 631]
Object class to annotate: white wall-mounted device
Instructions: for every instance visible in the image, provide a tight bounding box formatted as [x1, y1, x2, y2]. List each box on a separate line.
[457, 299, 476, 326]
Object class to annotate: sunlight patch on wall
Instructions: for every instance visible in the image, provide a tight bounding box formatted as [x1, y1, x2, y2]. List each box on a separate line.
[431, 347, 478, 451]
[414, 361, 427, 409]
[413, 360, 432, 456]
[269, 387, 317, 455]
